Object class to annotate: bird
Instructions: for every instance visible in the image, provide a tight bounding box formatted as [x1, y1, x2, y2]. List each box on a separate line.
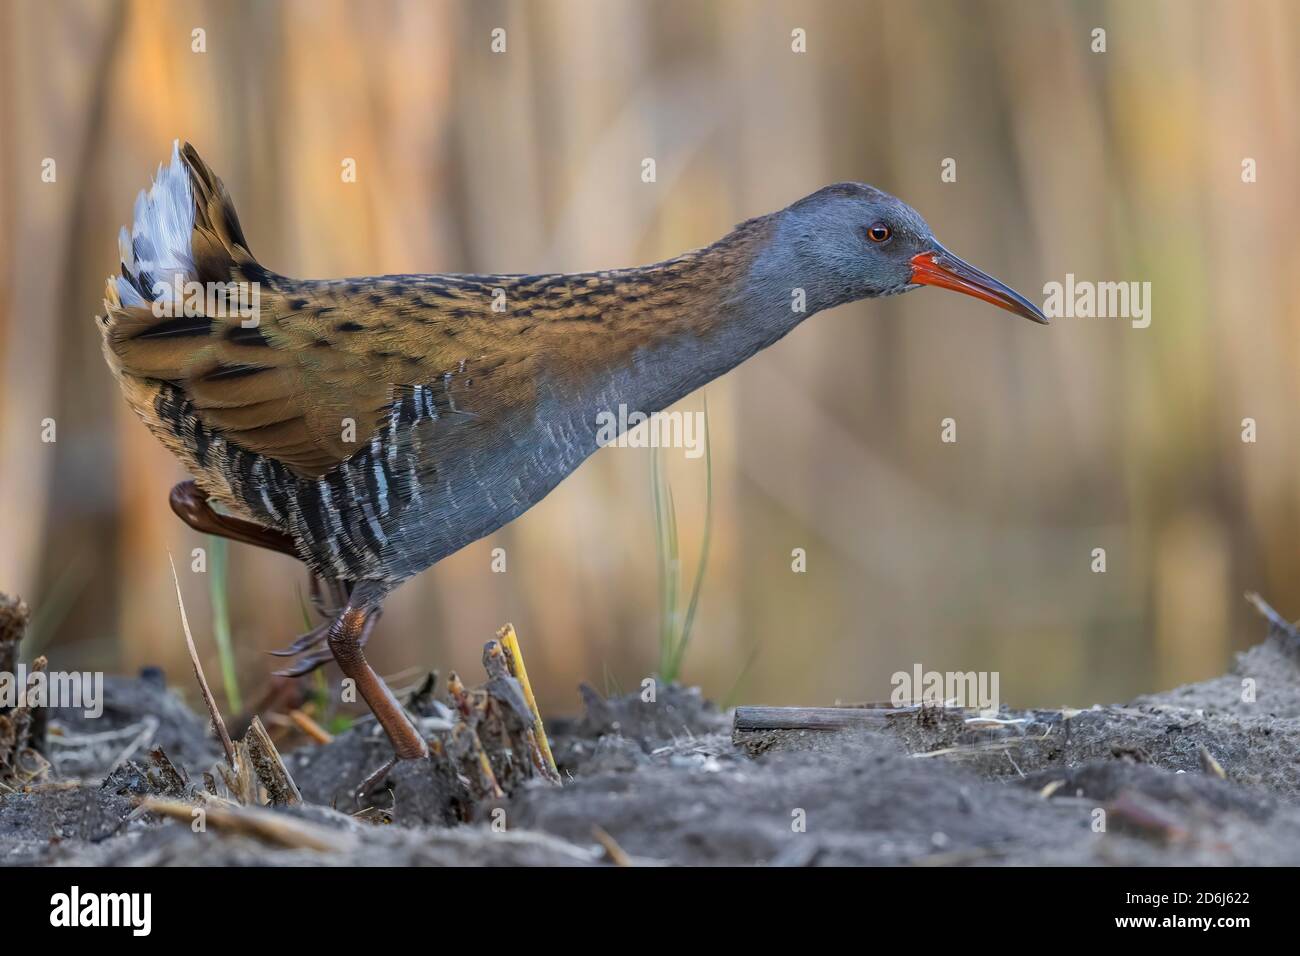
[99, 141, 1046, 782]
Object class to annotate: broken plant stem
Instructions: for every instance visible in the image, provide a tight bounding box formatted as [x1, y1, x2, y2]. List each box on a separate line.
[498, 623, 560, 782]
[243, 715, 302, 806]
[289, 708, 334, 744]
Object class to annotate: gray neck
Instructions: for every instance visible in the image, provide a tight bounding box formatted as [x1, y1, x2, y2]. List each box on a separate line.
[576, 222, 831, 437]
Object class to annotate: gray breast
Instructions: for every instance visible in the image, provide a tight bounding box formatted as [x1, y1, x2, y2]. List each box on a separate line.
[286, 380, 602, 585]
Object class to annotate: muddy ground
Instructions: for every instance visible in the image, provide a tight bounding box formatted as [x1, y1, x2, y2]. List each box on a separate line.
[3, 617, 1300, 866]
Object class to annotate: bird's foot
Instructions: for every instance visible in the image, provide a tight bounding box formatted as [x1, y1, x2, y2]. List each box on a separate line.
[267, 598, 375, 677]
[352, 752, 430, 809]
[268, 621, 329, 658]
[271, 648, 335, 678]
[268, 621, 336, 677]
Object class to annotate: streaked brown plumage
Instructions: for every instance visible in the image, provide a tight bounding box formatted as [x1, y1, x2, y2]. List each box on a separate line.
[99, 142, 1045, 780]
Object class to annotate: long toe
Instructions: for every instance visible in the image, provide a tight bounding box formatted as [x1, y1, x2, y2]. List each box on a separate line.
[352, 753, 431, 809]
[267, 622, 330, 657]
[272, 648, 335, 678]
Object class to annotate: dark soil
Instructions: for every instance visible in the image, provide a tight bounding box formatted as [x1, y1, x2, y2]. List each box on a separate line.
[4, 625, 1300, 866]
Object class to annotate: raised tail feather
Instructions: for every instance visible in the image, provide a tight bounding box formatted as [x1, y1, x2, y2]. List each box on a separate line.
[98, 142, 396, 494]
[97, 141, 290, 522]
[100, 140, 262, 376]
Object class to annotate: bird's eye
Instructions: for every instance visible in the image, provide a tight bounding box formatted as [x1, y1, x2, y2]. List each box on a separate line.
[866, 223, 892, 243]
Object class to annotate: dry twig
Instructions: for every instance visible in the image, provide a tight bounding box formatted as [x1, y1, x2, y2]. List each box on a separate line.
[289, 708, 334, 744]
[168, 553, 236, 767]
[592, 825, 632, 866]
[142, 797, 348, 852]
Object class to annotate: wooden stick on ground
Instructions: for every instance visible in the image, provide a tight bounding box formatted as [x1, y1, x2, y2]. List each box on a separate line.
[497, 623, 560, 782]
[142, 798, 347, 852]
[734, 705, 918, 732]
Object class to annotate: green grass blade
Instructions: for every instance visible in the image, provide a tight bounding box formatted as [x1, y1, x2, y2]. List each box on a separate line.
[207, 535, 242, 714]
[651, 444, 672, 674]
[666, 481, 681, 636]
[670, 397, 712, 679]
[650, 397, 714, 685]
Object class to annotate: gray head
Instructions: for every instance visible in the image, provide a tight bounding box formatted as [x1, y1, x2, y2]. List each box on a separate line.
[754, 182, 1046, 323]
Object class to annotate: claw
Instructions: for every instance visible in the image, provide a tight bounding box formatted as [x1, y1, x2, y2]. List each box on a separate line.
[272, 648, 335, 678]
[352, 753, 432, 809]
[267, 622, 329, 658]
[268, 601, 375, 676]
[353, 756, 399, 808]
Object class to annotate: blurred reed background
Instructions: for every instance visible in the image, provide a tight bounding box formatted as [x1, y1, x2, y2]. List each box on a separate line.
[1, 0, 1298, 716]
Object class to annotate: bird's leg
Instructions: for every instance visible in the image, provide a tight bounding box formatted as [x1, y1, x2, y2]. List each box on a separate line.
[170, 481, 424, 778]
[269, 576, 351, 663]
[169, 480, 299, 559]
[271, 578, 377, 674]
[170, 480, 331, 666]
[329, 582, 429, 763]
[307, 575, 354, 620]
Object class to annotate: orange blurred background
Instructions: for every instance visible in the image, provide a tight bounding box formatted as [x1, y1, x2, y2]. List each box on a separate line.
[1, 0, 1298, 716]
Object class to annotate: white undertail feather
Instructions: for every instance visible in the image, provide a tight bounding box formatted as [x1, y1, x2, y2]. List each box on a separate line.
[114, 140, 195, 308]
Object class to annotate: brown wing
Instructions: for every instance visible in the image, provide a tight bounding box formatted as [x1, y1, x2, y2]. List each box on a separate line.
[101, 143, 499, 479]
